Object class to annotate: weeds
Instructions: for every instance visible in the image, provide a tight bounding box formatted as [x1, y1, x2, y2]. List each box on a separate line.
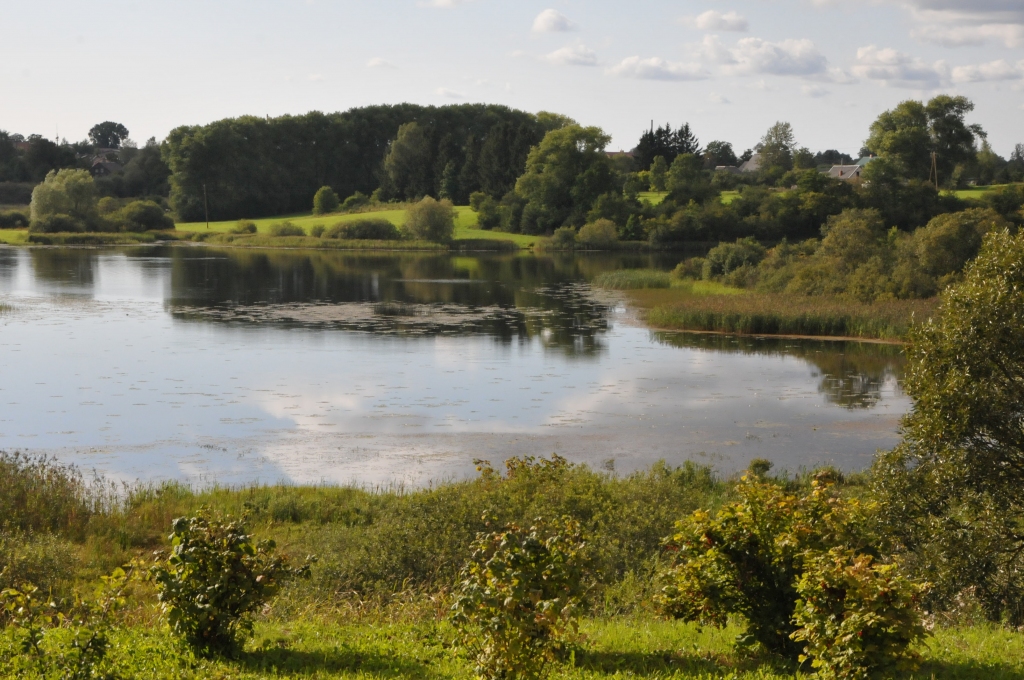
[592, 269, 671, 290]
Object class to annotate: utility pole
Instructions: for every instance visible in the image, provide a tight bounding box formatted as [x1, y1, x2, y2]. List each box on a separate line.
[203, 184, 210, 230]
[929, 152, 939, 191]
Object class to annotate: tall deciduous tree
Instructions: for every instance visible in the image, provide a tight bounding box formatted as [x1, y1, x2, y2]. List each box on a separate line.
[88, 121, 130, 149]
[512, 124, 614, 234]
[758, 122, 796, 172]
[873, 228, 1024, 624]
[30, 168, 99, 226]
[382, 122, 432, 201]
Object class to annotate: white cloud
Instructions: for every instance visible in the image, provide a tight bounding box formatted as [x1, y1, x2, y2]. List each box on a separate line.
[913, 23, 1024, 48]
[544, 45, 598, 67]
[802, 84, 829, 97]
[702, 36, 829, 77]
[366, 57, 396, 69]
[607, 56, 708, 81]
[533, 9, 575, 33]
[951, 59, 1024, 83]
[851, 45, 946, 88]
[685, 10, 749, 32]
[897, 0, 1024, 47]
[436, 87, 466, 98]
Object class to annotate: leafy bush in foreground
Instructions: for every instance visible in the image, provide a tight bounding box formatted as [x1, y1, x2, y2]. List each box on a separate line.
[312, 186, 340, 215]
[451, 516, 587, 679]
[229, 220, 257, 234]
[268, 221, 304, 237]
[404, 197, 456, 243]
[656, 473, 884, 660]
[792, 548, 929, 679]
[325, 218, 401, 240]
[151, 514, 311, 656]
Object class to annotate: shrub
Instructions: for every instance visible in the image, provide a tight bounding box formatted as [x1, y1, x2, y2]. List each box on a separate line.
[477, 196, 501, 230]
[550, 226, 576, 250]
[151, 514, 311, 655]
[268, 221, 305, 237]
[1, 567, 132, 679]
[325, 218, 402, 240]
[309, 224, 325, 238]
[792, 549, 929, 680]
[702, 237, 766, 280]
[113, 200, 174, 232]
[0, 531, 78, 598]
[0, 211, 28, 229]
[577, 218, 618, 249]
[672, 257, 705, 280]
[469, 191, 488, 211]
[229, 220, 257, 234]
[450, 516, 587, 680]
[312, 186, 340, 215]
[657, 472, 879, 659]
[96, 196, 120, 215]
[30, 169, 98, 227]
[341, 191, 370, 211]
[29, 213, 87, 234]
[0, 452, 95, 537]
[404, 197, 456, 243]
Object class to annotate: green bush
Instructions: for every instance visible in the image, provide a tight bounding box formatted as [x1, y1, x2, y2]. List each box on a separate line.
[341, 191, 370, 211]
[404, 197, 456, 243]
[312, 186, 340, 215]
[577, 218, 618, 249]
[0, 211, 28, 229]
[325, 218, 402, 240]
[29, 213, 87, 234]
[672, 257, 705, 280]
[703, 237, 766, 280]
[657, 473, 878, 659]
[309, 224, 325, 238]
[469, 191, 488, 211]
[1, 567, 132, 679]
[229, 220, 257, 234]
[451, 515, 587, 680]
[550, 226, 576, 250]
[268, 221, 305, 237]
[792, 549, 929, 679]
[0, 452, 95, 537]
[477, 196, 501, 229]
[0, 531, 78, 598]
[112, 200, 174, 232]
[150, 514, 311, 655]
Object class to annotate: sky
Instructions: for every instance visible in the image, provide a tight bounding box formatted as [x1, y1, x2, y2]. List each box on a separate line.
[2, 0, 1023, 157]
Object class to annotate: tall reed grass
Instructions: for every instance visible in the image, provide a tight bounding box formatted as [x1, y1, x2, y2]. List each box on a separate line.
[592, 269, 671, 290]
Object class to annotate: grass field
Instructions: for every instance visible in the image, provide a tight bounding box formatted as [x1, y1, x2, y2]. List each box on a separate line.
[0, 229, 29, 245]
[719, 190, 740, 205]
[952, 184, 1014, 200]
[638, 191, 668, 205]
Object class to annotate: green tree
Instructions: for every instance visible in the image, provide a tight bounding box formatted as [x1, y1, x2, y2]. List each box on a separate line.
[648, 156, 668, 191]
[88, 121, 130, 149]
[383, 122, 432, 200]
[29, 169, 99, 230]
[512, 124, 615, 234]
[312, 185, 340, 215]
[873, 229, 1024, 624]
[758, 122, 796, 172]
[703, 140, 737, 168]
[404, 196, 456, 243]
[865, 95, 984, 185]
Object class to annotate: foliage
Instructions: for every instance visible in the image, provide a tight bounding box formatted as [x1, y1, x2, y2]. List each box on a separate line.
[511, 124, 615, 234]
[758, 122, 796, 173]
[268, 221, 305, 237]
[0, 531, 78, 598]
[324, 218, 402, 241]
[30, 169, 99, 229]
[312, 186, 340, 215]
[150, 514, 311, 655]
[229, 220, 257, 234]
[404, 197, 456, 243]
[576, 218, 618, 249]
[656, 473, 880, 659]
[309, 224, 325, 238]
[382, 122, 432, 201]
[111, 200, 174, 232]
[649, 157, 668, 191]
[792, 548, 929, 680]
[88, 121, 130, 149]
[450, 515, 588, 680]
[1, 566, 132, 680]
[872, 229, 1024, 624]
[549, 226, 576, 249]
[0, 452, 96, 538]
[592, 269, 670, 290]
[0, 210, 28, 228]
[341, 191, 370, 211]
[634, 122, 700, 170]
[702, 237, 766, 280]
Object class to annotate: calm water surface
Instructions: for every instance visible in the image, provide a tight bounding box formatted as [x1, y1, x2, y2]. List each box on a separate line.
[0, 246, 908, 486]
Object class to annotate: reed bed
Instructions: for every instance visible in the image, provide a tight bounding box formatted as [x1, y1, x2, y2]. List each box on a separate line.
[633, 288, 937, 341]
[26, 232, 156, 246]
[592, 269, 671, 290]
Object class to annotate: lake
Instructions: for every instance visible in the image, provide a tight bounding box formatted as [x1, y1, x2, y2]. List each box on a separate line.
[0, 246, 909, 486]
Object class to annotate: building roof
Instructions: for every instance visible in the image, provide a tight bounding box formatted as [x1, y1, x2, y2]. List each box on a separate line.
[827, 164, 863, 180]
[738, 153, 761, 173]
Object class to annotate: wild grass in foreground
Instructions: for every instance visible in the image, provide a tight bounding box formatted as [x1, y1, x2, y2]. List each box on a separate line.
[631, 286, 937, 341]
[3, 618, 1023, 679]
[592, 269, 671, 289]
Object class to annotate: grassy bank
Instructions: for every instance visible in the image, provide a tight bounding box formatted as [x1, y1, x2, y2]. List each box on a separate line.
[617, 278, 937, 341]
[26, 231, 157, 245]
[2, 452, 1022, 679]
[0, 229, 29, 245]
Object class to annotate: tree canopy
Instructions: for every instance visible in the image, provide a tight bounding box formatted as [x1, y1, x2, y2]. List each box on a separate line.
[88, 121, 130, 149]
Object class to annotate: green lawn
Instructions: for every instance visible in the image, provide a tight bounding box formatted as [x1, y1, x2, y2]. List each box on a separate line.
[638, 191, 668, 205]
[0, 229, 29, 245]
[6, 618, 1023, 679]
[720, 190, 740, 205]
[953, 184, 1015, 200]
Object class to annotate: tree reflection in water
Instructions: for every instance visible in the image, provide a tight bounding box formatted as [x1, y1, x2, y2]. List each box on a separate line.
[650, 331, 905, 409]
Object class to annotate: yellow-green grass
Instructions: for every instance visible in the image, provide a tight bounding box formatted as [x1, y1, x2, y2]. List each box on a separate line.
[720, 190, 740, 205]
[952, 184, 1020, 200]
[638, 191, 668, 205]
[4, 618, 1023, 679]
[628, 285, 937, 341]
[0, 229, 29, 245]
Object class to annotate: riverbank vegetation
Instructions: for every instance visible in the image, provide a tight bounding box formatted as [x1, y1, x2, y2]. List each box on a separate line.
[4, 231, 1024, 677]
